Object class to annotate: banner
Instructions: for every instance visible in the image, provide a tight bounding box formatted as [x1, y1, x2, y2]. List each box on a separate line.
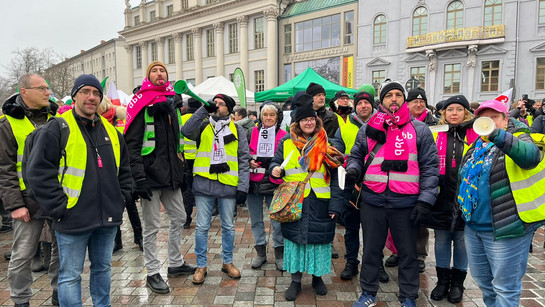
[107, 80, 121, 106]
[233, 67, 247, 108]
[342, 56, 354, 88]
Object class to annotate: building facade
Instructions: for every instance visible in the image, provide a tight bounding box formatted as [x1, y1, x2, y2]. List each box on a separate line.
[278, 0, 358, 87]
[356, 0, 545, 104]
[119, 0, 285, 93]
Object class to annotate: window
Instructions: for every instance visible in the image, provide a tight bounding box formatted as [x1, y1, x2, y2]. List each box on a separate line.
[229, 73, 234, 82]
[168, 38, 175, 64]
[539, 0, 545, 24]
[181, 0, 188, 9]
[255, 70, 265, 92]
[484, 0, 502, 26]
[150, 10, 156, 21]
[537, 58, 545, 90]
[186, 33, 194, 60]
[229, 23, 238, 54]
[255, 17, 264, 49]
[447, 1, 464, 30]
[481, 60, 499, 92]
[150, 42, 158, 61]
[372, 70, 386, 97]
[206, 0, 213, 3]
[294, 57, 341, 83]
[167, 5, 173, 17]
[444, 63, 461, 94]
[295, 14, 341, 52]
[344, 11, 354, 45]
[412, 7, 428, 36]
[134, 15, 140, 26]
[410, 66, 426, 90]
[135, 45, 142, 69]
[284, 24, 292, 53]
[284, 64, 292, 82]
[373, 14, 387, 44]
[206, 29, 215, 57]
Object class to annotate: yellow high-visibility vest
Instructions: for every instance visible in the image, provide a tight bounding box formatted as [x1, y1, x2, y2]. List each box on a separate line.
[142, 108, 183, 155]
[181, 113, 197, 160]
[340, 119, 359, 155]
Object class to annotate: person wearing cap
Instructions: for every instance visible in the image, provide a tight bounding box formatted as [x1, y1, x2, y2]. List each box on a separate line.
[347, 81, 439, 307]
[0, 73, 60, 306]
[124, 61, 195, 294]
[181, 93, 250, 285]
[25, 74, 132, 306]
[407, 87, 438, 126]
[458, 99, 542, 306]
[422, 95, 477, 303]
[331, 90, 353, 127]
[306, 82, 339, 138]
[269, 94, 344, 301]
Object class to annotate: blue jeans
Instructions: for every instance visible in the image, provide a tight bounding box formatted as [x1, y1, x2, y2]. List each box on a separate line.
[434, 229, 467, 270]
[465, 225, 535, 307]
[195, 195, 236, 267]
[56, 226, 117, 307]
[247, 193, 283, 248]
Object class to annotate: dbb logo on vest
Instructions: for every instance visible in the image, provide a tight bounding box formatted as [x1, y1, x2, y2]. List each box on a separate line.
[259, 143, 273, 154]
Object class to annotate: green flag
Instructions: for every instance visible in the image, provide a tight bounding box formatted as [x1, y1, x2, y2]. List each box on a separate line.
[101, 76, 109, 90]
[233, 68, 246, 108]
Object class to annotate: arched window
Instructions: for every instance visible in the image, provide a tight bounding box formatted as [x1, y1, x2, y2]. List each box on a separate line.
[373, 14, 387, 44]
[412, 6, 428, 36]
[484, 0, 502, 26]
[447, 1, 464, 30]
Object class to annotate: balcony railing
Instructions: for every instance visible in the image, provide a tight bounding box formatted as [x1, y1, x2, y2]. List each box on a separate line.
[407, 24, 505, 48]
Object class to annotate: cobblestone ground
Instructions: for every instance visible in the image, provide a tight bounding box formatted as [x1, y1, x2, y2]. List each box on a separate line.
[0, 204, 544, 306]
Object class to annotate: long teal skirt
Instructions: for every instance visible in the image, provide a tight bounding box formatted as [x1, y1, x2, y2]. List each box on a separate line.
[283, 239, 331, 277]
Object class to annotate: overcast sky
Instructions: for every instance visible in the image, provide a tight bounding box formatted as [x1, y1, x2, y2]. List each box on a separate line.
[0, 0, 129, 77]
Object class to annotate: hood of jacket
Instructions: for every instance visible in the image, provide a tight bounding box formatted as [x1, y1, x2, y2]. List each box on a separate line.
[2, 93, 58, 119]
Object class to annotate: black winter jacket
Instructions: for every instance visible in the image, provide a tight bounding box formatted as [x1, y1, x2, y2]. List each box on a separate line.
[316, 107, 339, 138]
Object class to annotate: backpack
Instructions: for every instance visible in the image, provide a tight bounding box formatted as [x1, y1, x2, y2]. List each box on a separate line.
[22, 116, 70, 199]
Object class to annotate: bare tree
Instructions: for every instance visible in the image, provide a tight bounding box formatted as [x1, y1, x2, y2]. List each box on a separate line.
[45, 61, 74, 99]
[0, 76, 16, 107]
[3, 47, 62, 86]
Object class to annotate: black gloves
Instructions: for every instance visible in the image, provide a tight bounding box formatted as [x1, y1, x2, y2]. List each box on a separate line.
[236, 191, 247, 205]
[345, 168, 360, 188]
[410, 201, 433, 226]
[204, 100, 218, 113]
[135, 178, 153, 201]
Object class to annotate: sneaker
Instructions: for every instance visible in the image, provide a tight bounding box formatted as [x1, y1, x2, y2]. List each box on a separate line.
[378, 264, 389, 283]
[385, 254, 398, 267]
[353, 291, 377, 307]
[340, 261, 359, 280]
[418, 260, 426, 273]
[146, 273, 170, 294]
[400, 298, 416, 307]
[167, 263, 197, 277]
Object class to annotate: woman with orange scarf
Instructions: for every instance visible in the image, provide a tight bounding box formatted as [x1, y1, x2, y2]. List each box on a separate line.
[270, 94, 344, 301]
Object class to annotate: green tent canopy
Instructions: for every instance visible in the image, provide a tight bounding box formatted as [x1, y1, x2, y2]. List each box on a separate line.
[255, 67, 358, 102]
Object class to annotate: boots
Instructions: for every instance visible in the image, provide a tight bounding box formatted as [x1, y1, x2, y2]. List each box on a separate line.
[340, 260, 359, 280]
[430, 267, 450, 301]
[113, 226, 123, 253]
[31, 244, 45, 272]
[448, 268, 466, 303]
[274, 246, 284, 271]
[42, 242, 52, 271]
[133, 227, 143, 251]
[251, 245, 267, 269]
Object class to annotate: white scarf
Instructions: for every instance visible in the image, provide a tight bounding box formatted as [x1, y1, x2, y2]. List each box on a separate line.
[209, 117, 233, 171]
[256, 126, 276, 157]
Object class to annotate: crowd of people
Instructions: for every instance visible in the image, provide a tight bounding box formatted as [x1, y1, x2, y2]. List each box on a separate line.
[1, 60, 544, 307]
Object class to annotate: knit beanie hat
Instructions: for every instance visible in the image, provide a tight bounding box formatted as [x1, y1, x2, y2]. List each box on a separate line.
[407, 87, 427, 106]
[379, 81, 406, 103]
[306, 82, 326, 97]
[146, 61, 168, 81]
[442, 95, 470, 111]
[293, 94, 316, 122]
[71, 74, 103, 101]
[353, 91, 375, 107]
[213, 93, 236, 114]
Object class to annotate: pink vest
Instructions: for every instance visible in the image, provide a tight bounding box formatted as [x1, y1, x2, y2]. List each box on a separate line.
[249, 126, 287, 183]
[363, 123, 420, 194]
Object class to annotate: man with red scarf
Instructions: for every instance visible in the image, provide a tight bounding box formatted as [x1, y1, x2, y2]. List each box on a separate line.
[347, 81, 439, 307]
[124, 61, 195, 294]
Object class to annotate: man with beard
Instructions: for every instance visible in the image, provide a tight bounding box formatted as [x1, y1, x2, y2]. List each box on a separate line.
[124, 61, 195, 294]
[181, 94, 250, 285]
[306, 82, 339, 138]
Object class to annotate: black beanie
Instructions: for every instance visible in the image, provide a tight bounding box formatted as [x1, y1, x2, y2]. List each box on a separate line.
[442, 95, 470, 111]
[213, 93, 236, 113]
[293, 94, 316, 122]
[306, 82, 326, 97]
[407, 87, 427, 106]
[71, 74, 103, 101]
[187, 98, 202, 108]
[379, 81, 405, 103]
[353, 91, 375, 107]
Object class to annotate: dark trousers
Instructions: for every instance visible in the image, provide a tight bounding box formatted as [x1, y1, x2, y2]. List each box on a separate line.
[0, 198, 12, 228]
[182, 159, 195, 224]
[115, 193, 143, 243]
[360, 202, 419, 301]
[341, 203, 361, 264]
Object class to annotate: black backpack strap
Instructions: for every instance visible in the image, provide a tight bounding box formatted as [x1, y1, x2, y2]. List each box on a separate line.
[49, 117, 70, 185]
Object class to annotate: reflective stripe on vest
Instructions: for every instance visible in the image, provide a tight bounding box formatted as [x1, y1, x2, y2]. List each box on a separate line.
[181, 113, 197, 160]
[340, 119, 360, 155]
[61, 111, 121, 209]
[282, 139, 330, 198]
[363, 123, 420, 194]
[4, 115, 38, 191]
[141, 108, 183, 155]
[507, 132, 545, 223]
[193, 121, 239, 186]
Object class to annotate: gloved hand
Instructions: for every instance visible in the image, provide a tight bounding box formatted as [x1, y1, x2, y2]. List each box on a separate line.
[345, 168, 360, 188]
[410, 201, 433, 226]
[204, 100, 218, 113]
[135, 178, 153, 201]
[236, 191, 247, 205]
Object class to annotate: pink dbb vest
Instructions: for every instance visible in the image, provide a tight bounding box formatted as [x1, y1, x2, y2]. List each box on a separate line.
[364, 123, 420, 194]
[249, 126, 287, 183]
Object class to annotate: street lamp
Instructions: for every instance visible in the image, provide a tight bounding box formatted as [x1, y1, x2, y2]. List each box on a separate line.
[405, 76, 421, 92]
[373, 80, 380, 96]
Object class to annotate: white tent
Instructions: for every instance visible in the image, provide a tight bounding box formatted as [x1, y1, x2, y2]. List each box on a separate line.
[186, 76, 255, 105]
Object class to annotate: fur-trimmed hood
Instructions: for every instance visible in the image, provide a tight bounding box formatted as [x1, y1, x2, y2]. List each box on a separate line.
[2, 93, 58, 119]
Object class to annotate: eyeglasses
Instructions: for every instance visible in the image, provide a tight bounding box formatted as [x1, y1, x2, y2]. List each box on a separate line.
[338, 97, 350, 100]
[215, 101, 227, 107]
[78, 88, 102, 97]
[25, 86, 50, 93]
[300, 117, 316, 123]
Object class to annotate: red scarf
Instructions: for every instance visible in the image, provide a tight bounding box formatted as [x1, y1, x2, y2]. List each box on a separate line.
[367, 103, 412, 172]
[124, 78, 175, 132]
[101, 107, 116, 125]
